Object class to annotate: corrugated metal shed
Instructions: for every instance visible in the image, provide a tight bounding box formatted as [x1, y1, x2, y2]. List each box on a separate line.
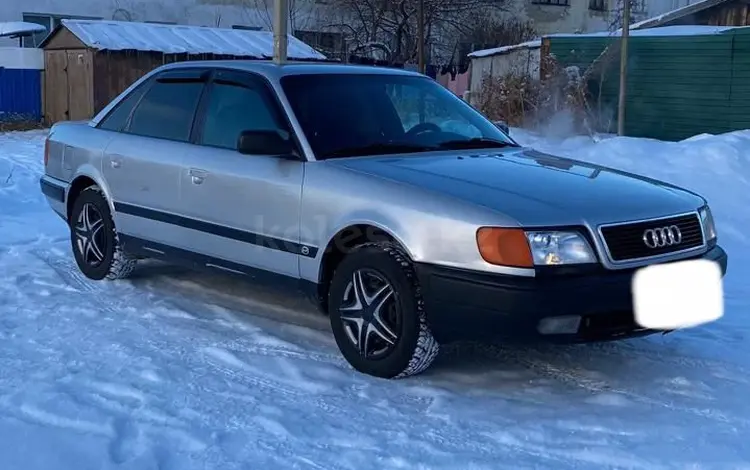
[545, 25, 750, 140]
[53, 19, 325, 60]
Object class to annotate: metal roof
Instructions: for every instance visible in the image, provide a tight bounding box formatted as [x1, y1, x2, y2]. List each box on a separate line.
[468, 39, 542, 59]
[630, 0, 730, 29]
[0, 21, 47, 38]
[42, 19, 326, 60]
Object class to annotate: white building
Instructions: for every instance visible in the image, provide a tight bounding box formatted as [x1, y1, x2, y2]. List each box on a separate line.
[0, 0, 710, 64]
[496, 0, 708, 37]
[0, 0, 345, 56]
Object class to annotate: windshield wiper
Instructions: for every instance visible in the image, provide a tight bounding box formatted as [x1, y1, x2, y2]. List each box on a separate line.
[323, 143, 436, 158]
[437, 138, 519, 150]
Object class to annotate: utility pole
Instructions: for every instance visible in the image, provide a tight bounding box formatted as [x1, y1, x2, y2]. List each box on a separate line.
[273, 0, 289, 65]
[617, 0, 631, 136]
[417, 0, 425, 74]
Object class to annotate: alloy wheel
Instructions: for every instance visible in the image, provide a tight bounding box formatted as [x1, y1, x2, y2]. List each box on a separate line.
[339, 268, 401, 359]
[74, 202, 106, 267]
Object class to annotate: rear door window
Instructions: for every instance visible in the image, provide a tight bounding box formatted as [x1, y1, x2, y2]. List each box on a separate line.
[126, 72, 206, 142]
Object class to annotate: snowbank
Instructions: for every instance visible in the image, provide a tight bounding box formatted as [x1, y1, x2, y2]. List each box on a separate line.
[1, 128, 750, 469]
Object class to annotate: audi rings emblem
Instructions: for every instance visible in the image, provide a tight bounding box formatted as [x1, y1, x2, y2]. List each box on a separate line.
[642, 225, 682, 248]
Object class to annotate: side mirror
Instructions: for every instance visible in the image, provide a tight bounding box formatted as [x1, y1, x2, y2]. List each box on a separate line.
[493, 120, 510, 135]
[237, 129, 297, 159]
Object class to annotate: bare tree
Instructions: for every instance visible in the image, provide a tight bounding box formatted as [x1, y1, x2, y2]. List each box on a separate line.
[325, 0, 512, 65]
[459, 15, 537, 50]
[110, 0, 192, 24]
[453, 15, 537, 67]
[239, 0, 317, 32]
[608, 0, 645, 31]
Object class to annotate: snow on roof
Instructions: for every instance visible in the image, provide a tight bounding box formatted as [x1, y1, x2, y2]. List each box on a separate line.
[547, 25, 745, 39]
[47, 19, 326, 60]
[630, 0, 728, 29]
[468, 39, 542, 59]
[0, 21, 47, 38]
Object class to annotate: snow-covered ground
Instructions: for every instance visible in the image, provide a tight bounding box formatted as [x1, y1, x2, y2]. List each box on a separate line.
[1, 128, 749, 469]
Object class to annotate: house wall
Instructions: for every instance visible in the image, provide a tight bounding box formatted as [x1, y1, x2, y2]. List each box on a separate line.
[522, 0, 610, 35]
[498, 0, 652, 36]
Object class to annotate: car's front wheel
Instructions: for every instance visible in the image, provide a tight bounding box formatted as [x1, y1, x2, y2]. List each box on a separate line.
[328, 242, 439, 379]
[69, 186, 136, 281]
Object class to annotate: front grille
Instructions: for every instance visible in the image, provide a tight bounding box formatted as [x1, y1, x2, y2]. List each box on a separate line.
[600, 213, 704, 262]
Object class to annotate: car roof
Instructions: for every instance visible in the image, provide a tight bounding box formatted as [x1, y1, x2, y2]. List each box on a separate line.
[154, 60, 424, 80]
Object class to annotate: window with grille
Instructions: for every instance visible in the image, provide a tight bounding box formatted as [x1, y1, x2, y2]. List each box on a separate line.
[232, 25, 263, 31]
[531, 0, 570, 6]
[589, 0, 607, 11]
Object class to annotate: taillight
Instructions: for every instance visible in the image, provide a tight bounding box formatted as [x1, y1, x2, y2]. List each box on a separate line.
[44, 138, 50, 167]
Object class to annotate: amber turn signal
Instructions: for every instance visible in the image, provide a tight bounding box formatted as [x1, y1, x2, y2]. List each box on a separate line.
[476, 227, 534, 268]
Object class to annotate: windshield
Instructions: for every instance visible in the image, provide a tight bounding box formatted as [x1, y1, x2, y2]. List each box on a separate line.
[280, 72, 517, 160]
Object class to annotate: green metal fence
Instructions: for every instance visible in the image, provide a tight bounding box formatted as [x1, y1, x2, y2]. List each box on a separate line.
[547, 27, 750, 141]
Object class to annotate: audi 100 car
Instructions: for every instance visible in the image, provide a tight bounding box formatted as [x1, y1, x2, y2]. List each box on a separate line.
[39, 61, 728, 379]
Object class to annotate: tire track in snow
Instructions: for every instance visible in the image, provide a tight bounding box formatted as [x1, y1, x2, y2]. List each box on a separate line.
[506, 355, 750, 427]
[28, 248, 126, 317]
[199, 346, 384, 426]
[445, 342, 750, 429]
[29, 246, 345, 372]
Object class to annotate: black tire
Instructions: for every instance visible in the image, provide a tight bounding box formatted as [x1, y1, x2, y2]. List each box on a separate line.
[328, 242, 439, 379]
[69, 186, 136, 281]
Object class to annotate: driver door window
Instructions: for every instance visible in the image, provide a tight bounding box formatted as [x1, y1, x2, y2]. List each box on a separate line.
[200, 72, 286, 150]
[387, 84, 482, 138]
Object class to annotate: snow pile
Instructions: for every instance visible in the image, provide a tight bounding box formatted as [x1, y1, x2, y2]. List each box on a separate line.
[513, 128, 750, 266]
[1, 128, 750, 469]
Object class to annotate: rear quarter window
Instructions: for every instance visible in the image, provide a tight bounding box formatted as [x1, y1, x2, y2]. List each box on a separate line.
[97, 83, 149, 132]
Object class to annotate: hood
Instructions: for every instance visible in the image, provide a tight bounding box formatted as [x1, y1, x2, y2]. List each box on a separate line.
[328, 148, 705, 226]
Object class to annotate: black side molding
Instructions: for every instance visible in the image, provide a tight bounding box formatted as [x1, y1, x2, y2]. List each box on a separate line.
[114, 202, 319, 258]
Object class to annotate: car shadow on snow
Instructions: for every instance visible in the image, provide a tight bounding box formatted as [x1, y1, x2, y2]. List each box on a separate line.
[122, 259, 711, 396]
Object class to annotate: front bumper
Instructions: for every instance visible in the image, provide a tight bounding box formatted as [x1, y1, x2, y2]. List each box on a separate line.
[415, 244, 728, 344]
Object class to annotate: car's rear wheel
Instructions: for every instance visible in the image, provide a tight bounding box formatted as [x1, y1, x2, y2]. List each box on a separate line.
[328, 242, 439, 379]
[69, 186, 136, 281]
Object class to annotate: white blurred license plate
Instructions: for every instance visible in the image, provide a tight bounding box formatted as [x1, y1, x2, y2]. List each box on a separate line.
[632, 259, 724, 330]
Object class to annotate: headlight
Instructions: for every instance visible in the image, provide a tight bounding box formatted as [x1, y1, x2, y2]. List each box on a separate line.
[699, 205, 717, 241]
[525, 231, 597, 265]
[476, 227, 597, 267]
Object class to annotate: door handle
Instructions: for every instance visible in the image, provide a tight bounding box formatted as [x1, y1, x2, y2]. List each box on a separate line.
[189, 168, 207, 185]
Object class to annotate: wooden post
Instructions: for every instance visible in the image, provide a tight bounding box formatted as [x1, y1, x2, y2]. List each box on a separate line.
[617, 0, 631, 136]
[417, 0, 425, 74]
[273, 0, 289, 65]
